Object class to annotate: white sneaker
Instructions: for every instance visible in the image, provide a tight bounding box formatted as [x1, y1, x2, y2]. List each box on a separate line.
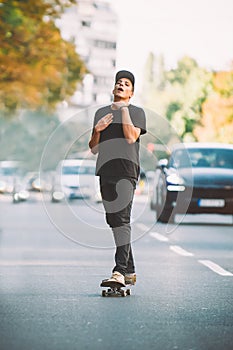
[125, 273, 136, 285]
[110, 271, 125, 285]
[101, 271, 125, 287]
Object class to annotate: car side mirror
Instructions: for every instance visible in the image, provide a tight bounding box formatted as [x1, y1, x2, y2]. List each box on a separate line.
[158, 159, 168, 169]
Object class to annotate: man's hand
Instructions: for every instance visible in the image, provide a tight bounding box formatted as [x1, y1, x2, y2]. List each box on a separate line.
[95, 113, 113, 132]
[111, 101, 129, 110]
[89, 113, 113, 154]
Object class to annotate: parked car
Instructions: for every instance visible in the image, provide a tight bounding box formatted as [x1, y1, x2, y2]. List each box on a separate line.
[12, 184, 30, 203]
[0, 161, 30, 203]
[150, 143, 233, 223]
[51, 159, 101, 202]
[0, 160, 20, 194]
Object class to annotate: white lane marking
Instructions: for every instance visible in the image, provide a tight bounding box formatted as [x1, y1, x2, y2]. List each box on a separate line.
[198, 260, 233, 277]
[123, 222, 232, 278]
[170, 245, 194, 257]
[136, 223, 149, 232]
[150, 232, 169, 242]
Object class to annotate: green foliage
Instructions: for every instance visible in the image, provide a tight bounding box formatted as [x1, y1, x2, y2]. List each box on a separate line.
[0, 0, 86, 114]
[194, 70, 233, 143]
[166, 56, 198, 84]
[166, 101, 182, 121]
[142, 54, 213, 142]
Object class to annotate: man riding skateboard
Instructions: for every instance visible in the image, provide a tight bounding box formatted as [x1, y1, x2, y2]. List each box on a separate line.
[89, 70, 147, 287]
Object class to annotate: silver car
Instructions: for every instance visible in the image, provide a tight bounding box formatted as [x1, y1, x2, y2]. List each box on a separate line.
[52, 159, 100, 202]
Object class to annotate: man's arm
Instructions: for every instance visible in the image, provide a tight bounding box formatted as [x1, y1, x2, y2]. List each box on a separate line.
[111, 102, 141, 144]
[88, 128, 101, 155]
[121, 106, 141, 144]
[89, 113, 113, 154]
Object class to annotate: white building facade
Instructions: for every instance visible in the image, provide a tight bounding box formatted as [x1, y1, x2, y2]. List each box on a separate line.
[57, 0, 118, 107]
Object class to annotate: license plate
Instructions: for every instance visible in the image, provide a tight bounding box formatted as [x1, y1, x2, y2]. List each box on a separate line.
[198, 199, 225, 207]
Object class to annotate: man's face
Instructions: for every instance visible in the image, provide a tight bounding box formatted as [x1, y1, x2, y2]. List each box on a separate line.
[112, 78, 134, 100]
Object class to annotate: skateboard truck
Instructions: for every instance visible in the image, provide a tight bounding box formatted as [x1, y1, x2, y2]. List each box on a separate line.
[100, 280, 131, 297]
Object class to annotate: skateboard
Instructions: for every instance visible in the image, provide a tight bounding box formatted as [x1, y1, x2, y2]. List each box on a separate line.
[100, 280, 131, 297]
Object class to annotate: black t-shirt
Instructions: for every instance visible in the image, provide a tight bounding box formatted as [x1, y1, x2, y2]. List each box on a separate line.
[92, 104, 147, 179]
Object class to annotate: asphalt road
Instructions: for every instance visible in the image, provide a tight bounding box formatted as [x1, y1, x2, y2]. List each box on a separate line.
[0, 194, 233, 350]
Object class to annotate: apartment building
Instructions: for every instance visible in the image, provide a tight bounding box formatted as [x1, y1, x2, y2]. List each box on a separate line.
[57, 0, 118, 107]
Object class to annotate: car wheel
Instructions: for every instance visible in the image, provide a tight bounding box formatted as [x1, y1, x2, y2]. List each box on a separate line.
[157, 207, 175, 224]
[150, 201, 156, 210]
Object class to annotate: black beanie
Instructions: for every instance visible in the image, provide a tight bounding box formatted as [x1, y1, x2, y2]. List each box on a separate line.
[115, 70, 135, 88]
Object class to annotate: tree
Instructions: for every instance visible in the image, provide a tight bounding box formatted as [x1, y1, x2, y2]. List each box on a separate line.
[0, 0, 87, 114]
[166, 56, 199, 84]
[164, 57, 213, 140]
[141, 55, 212, 141]
[194, 70, 233, 143]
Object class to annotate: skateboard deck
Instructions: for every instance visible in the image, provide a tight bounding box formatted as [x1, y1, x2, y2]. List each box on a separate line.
[100, 280, 131, 297]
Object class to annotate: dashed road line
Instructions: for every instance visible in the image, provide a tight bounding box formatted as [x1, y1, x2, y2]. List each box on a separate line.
[136, 223, 149, 232]
[140, 222, 233, 277]
[198, 260, 233, 277]
[169, 245, 194, 257]
[150, 232, 169, 242]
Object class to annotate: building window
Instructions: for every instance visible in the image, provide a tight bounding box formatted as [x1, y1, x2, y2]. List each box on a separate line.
[82, 20, 91, 27]
[94, 76, 112, 86]
[93, 40, 116, 49]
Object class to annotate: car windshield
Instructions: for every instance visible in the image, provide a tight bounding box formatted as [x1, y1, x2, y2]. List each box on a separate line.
[169, 148, 233, 169]
[62, 165, 95, 175]
[0, 167, 18, 176]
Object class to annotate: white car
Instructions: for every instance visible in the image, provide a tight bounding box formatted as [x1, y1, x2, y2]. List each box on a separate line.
[0, 160, 20, 194]
[52, 159, 101, 202]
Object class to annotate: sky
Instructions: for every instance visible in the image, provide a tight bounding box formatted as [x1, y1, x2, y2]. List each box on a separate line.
[107, 0, 233, 88]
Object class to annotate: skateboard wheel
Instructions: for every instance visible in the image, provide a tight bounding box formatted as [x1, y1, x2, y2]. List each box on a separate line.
[102, 290, 107, 297]
[120, 290, 127, 297]
[126, 289, 131, 296]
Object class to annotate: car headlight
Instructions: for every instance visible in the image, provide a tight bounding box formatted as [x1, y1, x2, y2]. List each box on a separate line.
[32, 179, 42, 191]
[166, 174, 185, 192]
[167, 174, 184, 185]
[18, 190, 30, 201]
[52, 191, 65, 202]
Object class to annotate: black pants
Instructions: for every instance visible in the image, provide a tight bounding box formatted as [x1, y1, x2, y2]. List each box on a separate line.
[100, 176, 136, 276]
